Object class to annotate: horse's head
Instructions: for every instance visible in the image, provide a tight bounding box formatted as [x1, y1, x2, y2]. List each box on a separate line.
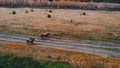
[46, 33, 50, 36]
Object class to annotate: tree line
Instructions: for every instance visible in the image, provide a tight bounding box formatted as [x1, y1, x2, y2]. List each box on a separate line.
[0, 0, 119, 8]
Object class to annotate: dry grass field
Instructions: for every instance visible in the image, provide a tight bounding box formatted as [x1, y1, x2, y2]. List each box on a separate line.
[0, 8, 120, 41]
[0, 41, 120, 68]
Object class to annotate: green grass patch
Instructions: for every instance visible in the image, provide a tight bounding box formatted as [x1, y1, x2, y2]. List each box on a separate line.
[0, 25, 119, 42]
[0, 54, 71, 68]
[100, 36, 120, 42]
[90, 64, 104, 68]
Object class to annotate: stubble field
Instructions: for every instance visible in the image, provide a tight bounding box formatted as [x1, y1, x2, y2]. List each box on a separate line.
[0, 8, 120, 42]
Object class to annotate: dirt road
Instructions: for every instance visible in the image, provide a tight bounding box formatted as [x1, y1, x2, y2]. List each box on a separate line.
[0, 32, 120, 58]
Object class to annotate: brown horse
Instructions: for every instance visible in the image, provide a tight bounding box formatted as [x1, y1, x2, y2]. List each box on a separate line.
[26, 37, 35, 44]
[40, 33, 50, 40]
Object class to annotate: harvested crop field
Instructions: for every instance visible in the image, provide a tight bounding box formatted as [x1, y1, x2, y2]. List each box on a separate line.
[0, 8, 120, 41]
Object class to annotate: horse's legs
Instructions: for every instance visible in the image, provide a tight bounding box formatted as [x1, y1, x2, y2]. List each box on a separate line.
[44, 37, 46, 40]
[30, 40, 34, 45]
[29, 40, 32, 44]
[47, 37, 49, 40]
[46, 36, 49, 40]
[41, 37, 43, 40]
[31, 41, 34, 44]
[42, 36, 45, 40]
[41, 36, 43, 40]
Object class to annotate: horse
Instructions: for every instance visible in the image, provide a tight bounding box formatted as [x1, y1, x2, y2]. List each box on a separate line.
[40, 33, 50, 40]
[26, 37, 35, 45]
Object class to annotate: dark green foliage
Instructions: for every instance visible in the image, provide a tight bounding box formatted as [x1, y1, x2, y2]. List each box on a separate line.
[12, 11, 16, 15]
[26, 11, 28, 13]
[0, 54, 71, 68]
[0, 54, 42, 68]
[83, 12, 86, 15]
[107, 32, 113, 35]
[31, 9, 34, 12]
[47, 14, 51, 18]
[41, 61, 71, 68]
[49, 10, 52, 13]
[47, 55, 52, 58]
[80, 12, 86, 15]
[56, 56, 61, 61]
[48, 0, 53, 2]
[70, 20, 73, 22]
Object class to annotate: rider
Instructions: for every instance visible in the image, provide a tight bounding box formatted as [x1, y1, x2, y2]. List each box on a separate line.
[30, 37, 32, 40]
[30, 37, 35, 44]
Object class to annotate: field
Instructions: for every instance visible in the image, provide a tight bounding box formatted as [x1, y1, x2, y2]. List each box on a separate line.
[0, 8, 120, 68]
[0, 41, 120, 68]
[0, 8, 120, 42]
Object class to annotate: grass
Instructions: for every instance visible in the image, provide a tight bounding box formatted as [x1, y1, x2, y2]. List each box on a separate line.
[0, 42, 120, 68]
[0, 54, 71, 68]
[102, 48, 120, 52]
[0, 26, 40, 36]
[86, 46, 120, 52]
[0, 25, 120, 42]
[90, 64, 104, 68]
[41, 61, 71, 68]
[0, 8, 119, 42]
[100, 36, 120, 43]
[0, 54, 42, 68]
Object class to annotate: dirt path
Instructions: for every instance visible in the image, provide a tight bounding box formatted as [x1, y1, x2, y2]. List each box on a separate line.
[0, 32, 120, 58]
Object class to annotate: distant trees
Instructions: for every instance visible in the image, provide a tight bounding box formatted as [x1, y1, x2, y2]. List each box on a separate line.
[0, 0, 119, 8]
[77, 0, 120, 3]
[48, 0, 53, 2]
